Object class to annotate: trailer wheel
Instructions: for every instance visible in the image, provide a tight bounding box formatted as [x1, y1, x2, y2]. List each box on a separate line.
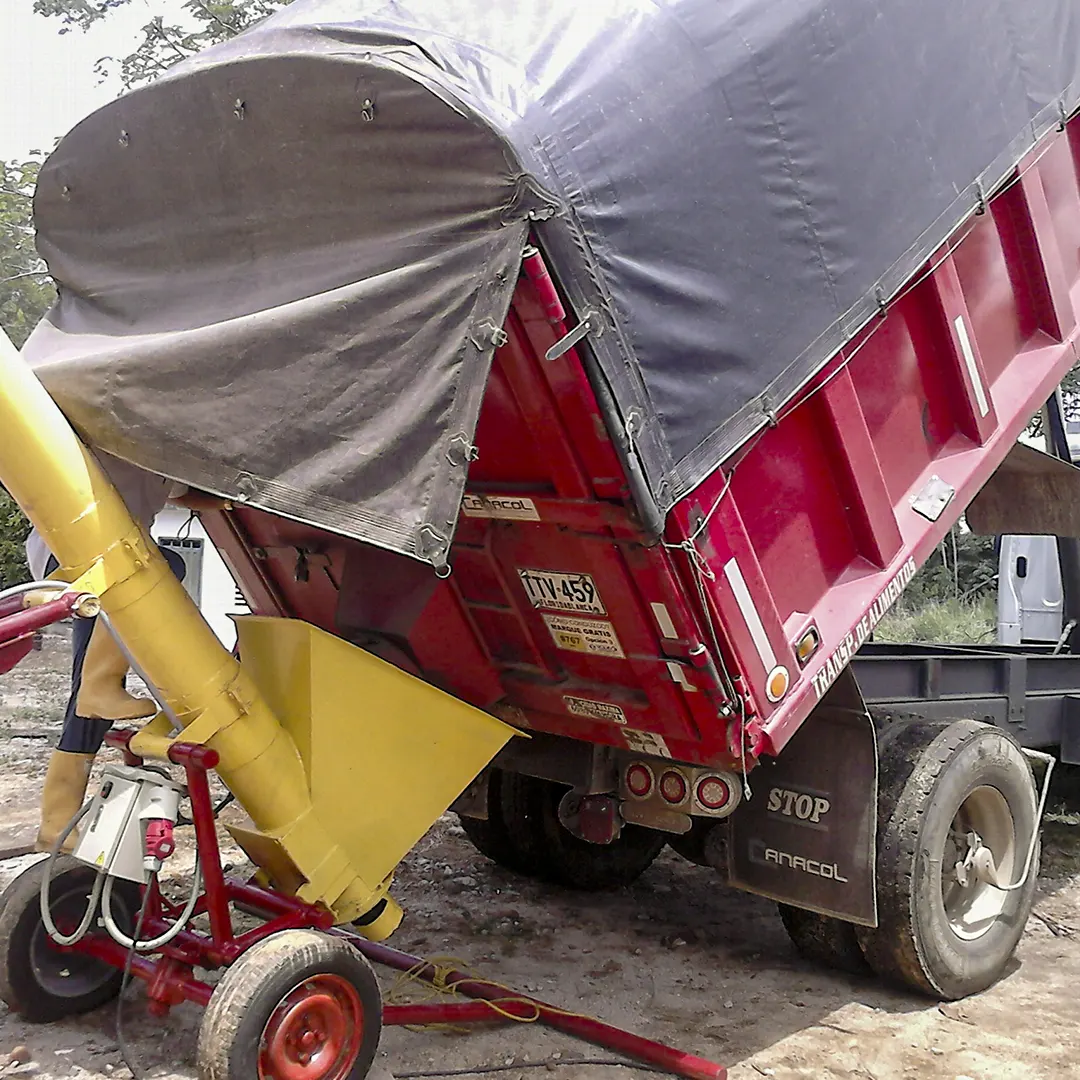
[197, 930, 381, 1080]
[855, 719, 1039, 1000]
[0, 856, 140, 1022]
[530, 778, 667, 890]
[777, 906, 871, 976]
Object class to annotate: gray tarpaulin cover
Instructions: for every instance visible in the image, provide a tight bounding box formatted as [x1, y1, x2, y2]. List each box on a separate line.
[25, 0, 1080, 567]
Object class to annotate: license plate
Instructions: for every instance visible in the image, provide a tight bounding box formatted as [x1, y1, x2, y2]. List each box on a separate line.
[517, 568, 606, 614]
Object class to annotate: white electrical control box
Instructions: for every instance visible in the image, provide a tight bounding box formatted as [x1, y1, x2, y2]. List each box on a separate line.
[73, 764, 184, 884]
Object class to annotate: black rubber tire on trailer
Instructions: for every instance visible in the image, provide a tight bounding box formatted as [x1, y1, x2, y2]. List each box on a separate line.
[196, 929, 382, 1080]
[459, 770, 665, 890]
[456, 770, 535, 875]
[530, 778, 668, 890]
[667, 820, 717, 867]
[777, 906, 872, 976]
[0, 855, 141, 1022]
[855, 718, 1039, 1000]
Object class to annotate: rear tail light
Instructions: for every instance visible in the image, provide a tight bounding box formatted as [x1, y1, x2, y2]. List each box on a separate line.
[765, 664, 790, 703]
[696, 774, 732, 812]
[658, 770, 688, 804]
[625, 763, 654, 799]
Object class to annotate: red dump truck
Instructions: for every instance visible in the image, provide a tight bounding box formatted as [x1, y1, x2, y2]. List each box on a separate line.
[4, 1, 1080, 1074]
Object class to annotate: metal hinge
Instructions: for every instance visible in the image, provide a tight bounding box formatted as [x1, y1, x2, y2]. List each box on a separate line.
[545, 310, 602, 361]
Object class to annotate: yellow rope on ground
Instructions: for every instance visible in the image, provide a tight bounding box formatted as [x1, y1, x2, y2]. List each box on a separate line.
[385, 954, 599, 1032]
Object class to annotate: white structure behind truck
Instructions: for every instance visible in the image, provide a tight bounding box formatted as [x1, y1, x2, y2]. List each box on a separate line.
[150, 508, 249, 650]
[998, 421, 1080, 645]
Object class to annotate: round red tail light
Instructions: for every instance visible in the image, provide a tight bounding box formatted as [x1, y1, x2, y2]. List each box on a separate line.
[696, 775, 732, 812]
[625, 763, 653, 799]
[658, 770, 688, 804]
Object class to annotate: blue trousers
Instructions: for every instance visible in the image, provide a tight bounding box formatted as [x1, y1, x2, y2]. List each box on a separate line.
[46, 547, 186, 754]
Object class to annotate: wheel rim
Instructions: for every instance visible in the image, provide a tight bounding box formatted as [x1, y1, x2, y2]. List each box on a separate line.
[942, 785, 1017, 941]
[258, 974, 364, 1080]
[30, 879, 125, 999]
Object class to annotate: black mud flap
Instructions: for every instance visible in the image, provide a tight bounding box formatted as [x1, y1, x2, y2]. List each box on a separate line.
[728, 668, 878, 926]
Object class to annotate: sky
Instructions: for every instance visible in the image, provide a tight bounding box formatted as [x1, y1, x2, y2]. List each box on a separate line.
[0, 0, 187, 161]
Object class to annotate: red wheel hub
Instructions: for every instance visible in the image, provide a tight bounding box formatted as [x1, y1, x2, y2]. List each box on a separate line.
[259, 974, 364, 1080]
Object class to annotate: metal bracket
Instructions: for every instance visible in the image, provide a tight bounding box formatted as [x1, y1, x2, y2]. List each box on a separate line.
[545, 310, 602, 361]
[446, 433, 479, 469]
[955, 748, 1055, 892]
[910, 474, 955, 521]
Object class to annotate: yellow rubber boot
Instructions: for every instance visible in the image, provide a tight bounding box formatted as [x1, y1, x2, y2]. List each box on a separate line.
[35, 750, 94, 853]
[75, 620, 156, 721]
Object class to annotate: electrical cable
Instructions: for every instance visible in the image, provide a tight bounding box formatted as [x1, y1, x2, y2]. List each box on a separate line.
[104, 865, 201, 952]
[102, 858, 202, 951]
[39, 801, 106, 946]
[116, 883, 154, 1080]
[0, 580, 69, 604]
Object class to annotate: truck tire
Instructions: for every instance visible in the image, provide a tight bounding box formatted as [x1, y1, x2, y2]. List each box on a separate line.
[531, 778, 667, 890]
[458, 770, 664, 890]
[0, 856, 140, 1022]
[197, 930, 381, 1080]
[456, 771, 533, 874]
[855, 718, 1039, 1000]
[457, 770, 557, 878]
[775, 717, 910, 978]
[667, 820, 715, 866]
[777, 906, 871, 976]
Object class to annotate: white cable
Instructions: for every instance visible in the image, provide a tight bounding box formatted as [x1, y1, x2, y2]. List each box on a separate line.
[980, 749, 1057, 893]
[0, 580, 70, 604]
[101, 859, 202, 951]
[39, 802, 107, 947]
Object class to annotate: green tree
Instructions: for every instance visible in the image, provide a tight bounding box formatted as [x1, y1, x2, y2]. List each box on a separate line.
[0, 2, 285, 584]
[34, 0, 288, 88]
[1, 157, 52, 350]
[1, 156, 54, 586]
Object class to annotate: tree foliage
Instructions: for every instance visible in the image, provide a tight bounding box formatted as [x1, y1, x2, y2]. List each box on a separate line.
[1, 157, 53, 351]
[0, 3, 285, 585]
[1, 157, 55, 587]
[900, 527, 999, 610]
[34, 0, 288, 88]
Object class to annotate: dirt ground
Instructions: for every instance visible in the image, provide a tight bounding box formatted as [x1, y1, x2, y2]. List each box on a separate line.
[1, 628, 1078, 1080]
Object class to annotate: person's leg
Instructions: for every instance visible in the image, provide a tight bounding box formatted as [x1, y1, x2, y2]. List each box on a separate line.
[160, 545, 187, 584]
[74, 543, 185, 721]
[37, 545, 186, 851]
[36, 559, 100, 852]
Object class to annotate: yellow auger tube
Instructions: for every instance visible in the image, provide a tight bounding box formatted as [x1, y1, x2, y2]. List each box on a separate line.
[0, 329, 514, 932]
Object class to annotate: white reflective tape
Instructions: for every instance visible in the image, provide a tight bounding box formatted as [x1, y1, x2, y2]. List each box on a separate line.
[666, 661, 697, 691]
[954, 315, 989, 418]
[650, 602, 678, 639]
[723, 557, 778, 671]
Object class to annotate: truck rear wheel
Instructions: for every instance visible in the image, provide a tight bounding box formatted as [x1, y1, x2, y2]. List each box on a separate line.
[855, 719, 1039, 999]
[777, 906, 871, 976]
[457, 770, 665, 890]
[456, 771, 533, 874]
[530, 777, 667, 890]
